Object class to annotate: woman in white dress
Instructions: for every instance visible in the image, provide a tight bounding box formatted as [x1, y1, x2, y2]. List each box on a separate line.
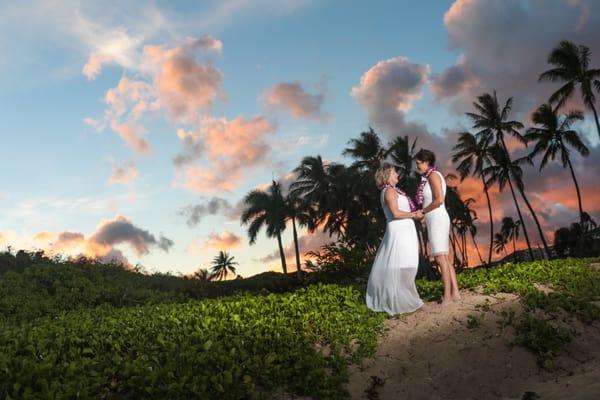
[415, 149, 460, 305]
[366, 164, 425, 315]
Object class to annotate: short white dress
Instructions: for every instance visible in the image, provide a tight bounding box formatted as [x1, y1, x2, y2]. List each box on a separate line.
[366, 188, 424, 315]
[422, 170, 451, 256]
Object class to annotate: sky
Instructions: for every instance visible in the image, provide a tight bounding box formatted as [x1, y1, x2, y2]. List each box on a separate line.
[1, 0, 599, 278]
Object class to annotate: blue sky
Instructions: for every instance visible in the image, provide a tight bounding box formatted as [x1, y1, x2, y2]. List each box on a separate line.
[1, 0, 599, 277]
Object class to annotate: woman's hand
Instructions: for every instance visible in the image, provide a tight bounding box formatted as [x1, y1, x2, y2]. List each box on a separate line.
[413, 210, 424, 220]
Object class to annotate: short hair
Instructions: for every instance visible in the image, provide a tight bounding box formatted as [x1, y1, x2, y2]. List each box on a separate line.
[374, 163, 395, 188]
[414, 149, 436, 166]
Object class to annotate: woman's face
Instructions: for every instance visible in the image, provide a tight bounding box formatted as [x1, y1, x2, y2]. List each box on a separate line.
[415, 159, 429, 174]
[387, 168, 399, 186]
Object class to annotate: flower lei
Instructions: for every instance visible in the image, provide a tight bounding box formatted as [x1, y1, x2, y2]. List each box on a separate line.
[383, 184, 417, 212]
[415, 166, 438, 207]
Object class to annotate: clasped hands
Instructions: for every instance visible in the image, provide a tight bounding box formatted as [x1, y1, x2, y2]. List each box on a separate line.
[411, 210, 425, 220]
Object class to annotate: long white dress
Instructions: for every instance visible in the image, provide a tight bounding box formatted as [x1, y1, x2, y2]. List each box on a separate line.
[423, 170, 451, 256]
[366, 188, 424, 315]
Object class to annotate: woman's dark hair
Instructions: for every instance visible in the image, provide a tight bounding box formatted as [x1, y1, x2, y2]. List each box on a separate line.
[414, 149, 436, 166]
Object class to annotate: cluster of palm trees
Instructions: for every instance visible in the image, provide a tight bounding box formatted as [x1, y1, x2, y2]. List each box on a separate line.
[236, 40, 597, 276]
[453, 40, 597, 262]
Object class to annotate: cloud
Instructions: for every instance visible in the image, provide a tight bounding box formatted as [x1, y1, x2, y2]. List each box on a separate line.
[109, 161, 138, 185]
[143, 41, 224, 122]
[178, 197, 234, 227]
[437, 0, 600, 115]
[110, 121, 151, 155]
[204, 231, 241, 249]
[51, 231, 86, 252]
[175, 115, 276, 193]
[87, 215, 174, 257]
[263, 81, 329, 122]
[351, 56, 437, 142]
[173, 128, 204, 167]
[352, 57, 430, 115]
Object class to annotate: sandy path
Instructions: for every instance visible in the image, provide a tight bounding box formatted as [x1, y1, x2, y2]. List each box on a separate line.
[347, 290, 600, 400]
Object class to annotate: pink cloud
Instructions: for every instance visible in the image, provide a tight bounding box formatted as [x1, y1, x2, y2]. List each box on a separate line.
[143, 40, 224, 122]
[204, 231, 242, 250]
[109, 162, 138, 185]
[176, 115, 276, 193]
[110, 121, 151, 155]
[264, 81, 329, 122]
[82, 53, 106, 80]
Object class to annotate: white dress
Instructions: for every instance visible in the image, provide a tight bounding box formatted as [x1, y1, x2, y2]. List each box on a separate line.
[423, 170, 451, 256]
[366, 188, 424, 315]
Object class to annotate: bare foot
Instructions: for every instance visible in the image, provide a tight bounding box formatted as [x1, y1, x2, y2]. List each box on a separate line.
[440, 298, 453, 306]
[452, 293, 462, 301]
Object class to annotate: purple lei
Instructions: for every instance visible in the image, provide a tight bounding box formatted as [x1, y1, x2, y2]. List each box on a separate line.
[383, 184, 417, 212]
[415, 166, 438, 207]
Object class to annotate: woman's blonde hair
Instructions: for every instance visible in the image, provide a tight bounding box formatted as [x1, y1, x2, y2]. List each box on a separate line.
[374, 163, 395, 188]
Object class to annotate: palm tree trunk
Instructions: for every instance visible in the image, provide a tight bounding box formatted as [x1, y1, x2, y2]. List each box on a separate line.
[565, 155, 584, 223]
[517, 187, 550, 259]
[462, 232, 469, 266]
[512, 235, 516, 255]
[450, 228, 461, 267]
[590, 102, 600, 140]
[291, 215, 302, 280]
[506, 177, 535, 261]
[498, 135, 534, 260]
[471, 230, 485, 265]
[276, 233, 288, 275]
[481, 175, 494, 265]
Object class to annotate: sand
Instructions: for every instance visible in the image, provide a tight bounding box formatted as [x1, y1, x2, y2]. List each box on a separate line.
[347, 290, 600, 400]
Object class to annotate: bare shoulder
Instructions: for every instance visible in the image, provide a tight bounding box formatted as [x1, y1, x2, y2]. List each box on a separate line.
[428, 171, 443, 185]
[384, 187, 397, 202]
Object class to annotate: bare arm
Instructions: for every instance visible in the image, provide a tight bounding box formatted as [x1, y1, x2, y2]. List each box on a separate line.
[422, 172, 444, 214]
[384, 189, 416, 220]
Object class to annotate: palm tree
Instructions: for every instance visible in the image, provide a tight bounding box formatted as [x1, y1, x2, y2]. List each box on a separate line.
[209, 251, 238, 281]
[484, 146, 534, 260]
[525, 104, 589, 223]
[539, 40, 600, 139]
[285, 193, 316, 281]
[192, 268, 213, 282]
[241, 181, 289, 275]
[466, 91, 527, 157]
[500, 217, 521, 255]
[493, 232, 509, 256]
[452, 131, 495, 264]
[467, 92, 535, 260]
[342, 127, 386, 171]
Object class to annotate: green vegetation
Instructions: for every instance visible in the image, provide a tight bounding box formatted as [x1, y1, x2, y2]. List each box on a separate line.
[0, 280, 384, 399]
[2, 251, 599, 398]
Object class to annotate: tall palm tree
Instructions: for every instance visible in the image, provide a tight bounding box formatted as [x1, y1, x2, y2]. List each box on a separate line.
[525, 104, 589, 223]
[539, 40, 600, 139]
[241, 181, 289, 275]
[484, 146, 535, 260]
[452, 131, 495, 264]
[285, 193, 316, 281]
[467, 91, 535, 260]
[500, 216, 521, 255]
[209, 251, 238, 281]
[488, 147, 551, 258]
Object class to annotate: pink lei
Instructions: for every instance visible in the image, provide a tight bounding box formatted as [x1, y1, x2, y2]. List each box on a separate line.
[415, 166, 437, 207]
[383, 184, 417, 212]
